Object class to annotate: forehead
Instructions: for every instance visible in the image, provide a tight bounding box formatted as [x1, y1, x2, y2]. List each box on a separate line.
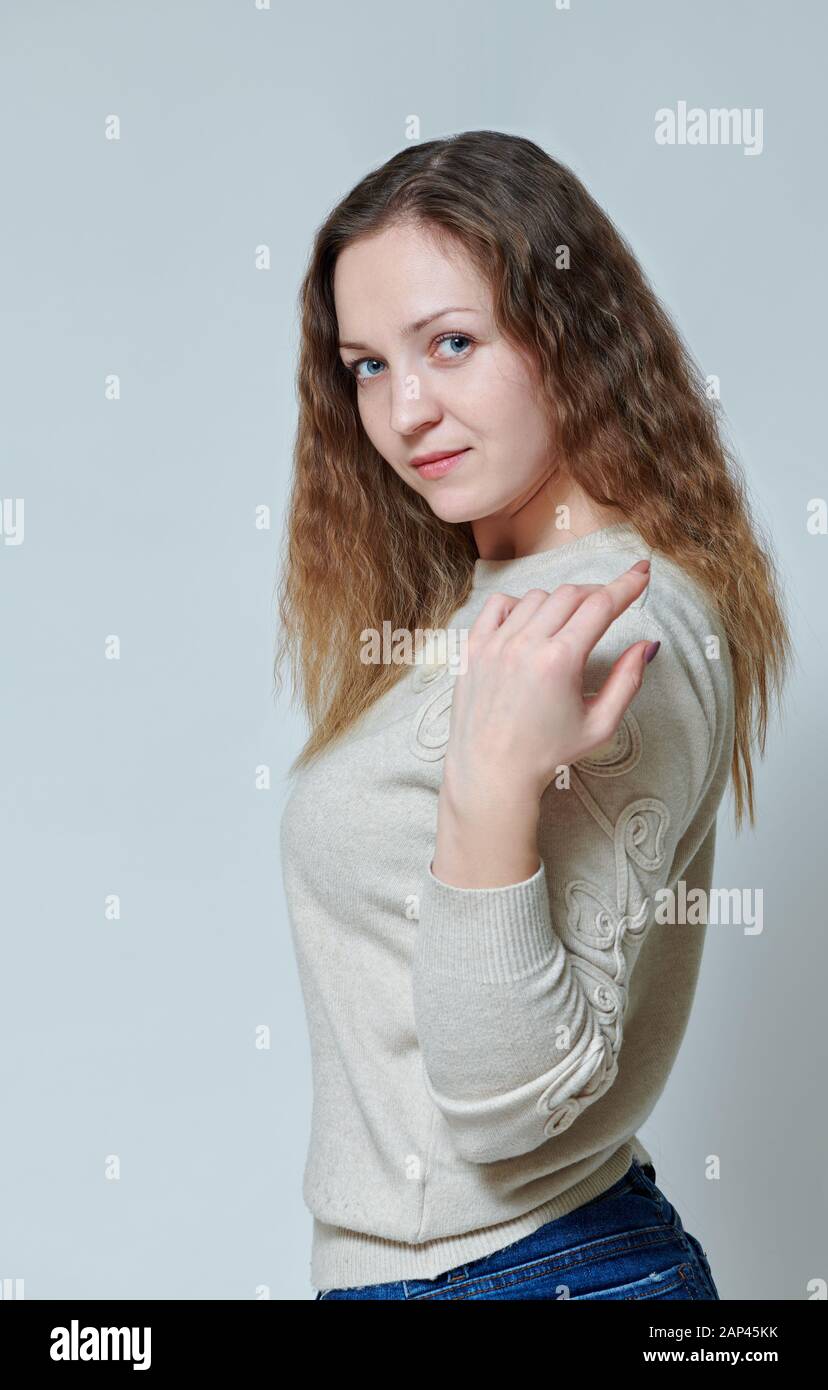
[333, 222, 489, 333]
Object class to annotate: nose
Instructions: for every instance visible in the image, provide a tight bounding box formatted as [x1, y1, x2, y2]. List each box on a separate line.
[388, 366, 442, 436]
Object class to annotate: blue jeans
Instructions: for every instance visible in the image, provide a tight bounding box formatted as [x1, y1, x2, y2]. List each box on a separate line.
[315, 1157, 720, 1300]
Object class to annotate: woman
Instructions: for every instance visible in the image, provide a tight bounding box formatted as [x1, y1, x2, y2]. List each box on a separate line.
[274, 131, 790, 1301]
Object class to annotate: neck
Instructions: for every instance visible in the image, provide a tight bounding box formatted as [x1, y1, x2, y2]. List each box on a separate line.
[471, 474, 628, 562]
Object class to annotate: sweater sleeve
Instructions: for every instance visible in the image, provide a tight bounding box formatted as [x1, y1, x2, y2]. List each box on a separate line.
[411, 601, 722, 1165]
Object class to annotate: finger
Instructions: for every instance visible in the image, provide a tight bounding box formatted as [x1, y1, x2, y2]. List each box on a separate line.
[545, 561, 650, 658]
[582, 640, 654, 747]
[517, 561, 650, 642]
[497, 584, 606, 637]
[469, 590, 522, 641]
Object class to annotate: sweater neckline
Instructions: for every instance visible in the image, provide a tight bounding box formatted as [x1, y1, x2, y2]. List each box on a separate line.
[471, 522, 646, 590]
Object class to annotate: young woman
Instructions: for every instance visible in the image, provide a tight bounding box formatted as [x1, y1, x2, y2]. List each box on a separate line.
[274, 130, 790, 1301]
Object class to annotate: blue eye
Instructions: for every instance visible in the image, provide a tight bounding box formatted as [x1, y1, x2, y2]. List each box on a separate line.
[351, 358, 385, 382]
[434, 332, 473, 359]
[345, 332, 474, 385]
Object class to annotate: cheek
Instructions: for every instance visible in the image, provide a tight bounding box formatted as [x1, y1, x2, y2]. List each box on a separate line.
[456, 391, 515, 455]
[356, 392, 382, 440]
[473, 348, 536, 415]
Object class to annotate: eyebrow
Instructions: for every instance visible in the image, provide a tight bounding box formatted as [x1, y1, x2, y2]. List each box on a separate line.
[338, 306, 478, 352]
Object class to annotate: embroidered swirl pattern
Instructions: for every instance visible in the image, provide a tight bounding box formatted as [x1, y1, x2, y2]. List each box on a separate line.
[535, 776, 669, 1137]
[409, 658, 669, 1141]
[408, 660, 456, 761]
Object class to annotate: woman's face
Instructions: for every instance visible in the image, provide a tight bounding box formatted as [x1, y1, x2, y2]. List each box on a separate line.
[333, 220, 558, 526]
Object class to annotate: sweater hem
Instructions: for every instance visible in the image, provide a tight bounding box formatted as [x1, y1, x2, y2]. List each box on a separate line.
[310, 1136, 652, 1293]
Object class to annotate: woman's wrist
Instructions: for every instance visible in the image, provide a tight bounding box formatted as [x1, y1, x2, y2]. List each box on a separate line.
[432, 779, 542, 889]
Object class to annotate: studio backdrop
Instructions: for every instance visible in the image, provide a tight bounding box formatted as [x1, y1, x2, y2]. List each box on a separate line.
[1, 0, 824, 1304]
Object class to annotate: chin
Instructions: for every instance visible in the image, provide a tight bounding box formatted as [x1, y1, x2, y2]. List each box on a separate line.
[419, 488, 492, 524]
[425, 498, 480, 525]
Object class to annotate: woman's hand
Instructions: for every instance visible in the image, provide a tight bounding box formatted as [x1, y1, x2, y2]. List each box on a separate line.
[444, 559, 656, 808]
[432, 560, 658, 887]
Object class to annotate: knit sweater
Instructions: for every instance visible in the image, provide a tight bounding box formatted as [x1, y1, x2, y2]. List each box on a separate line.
[279, 522, 735, 1293]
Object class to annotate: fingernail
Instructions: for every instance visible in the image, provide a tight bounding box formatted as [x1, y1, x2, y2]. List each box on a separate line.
[644, 640, 661, 663]
[630, 559, 651, 574]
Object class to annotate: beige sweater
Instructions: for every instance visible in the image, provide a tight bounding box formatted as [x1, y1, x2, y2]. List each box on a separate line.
[279, 523, 735, 1292]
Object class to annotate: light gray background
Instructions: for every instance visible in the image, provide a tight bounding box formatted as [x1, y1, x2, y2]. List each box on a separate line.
[2, 0, 825, 1301]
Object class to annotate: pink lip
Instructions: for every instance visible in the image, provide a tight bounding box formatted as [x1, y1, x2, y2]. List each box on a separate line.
[411, 448, 470, 479]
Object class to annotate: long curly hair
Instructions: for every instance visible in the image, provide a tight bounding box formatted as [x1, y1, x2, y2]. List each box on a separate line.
[273, 129, 792, 830]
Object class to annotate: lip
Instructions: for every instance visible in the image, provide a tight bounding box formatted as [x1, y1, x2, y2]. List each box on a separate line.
[410, 447, 470, 479]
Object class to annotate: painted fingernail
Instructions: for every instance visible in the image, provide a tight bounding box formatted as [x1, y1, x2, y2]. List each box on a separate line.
[630, 559, 651, 574]
[644, 640, 661, 663]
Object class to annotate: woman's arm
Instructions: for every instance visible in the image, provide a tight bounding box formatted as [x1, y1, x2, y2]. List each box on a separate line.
[431, 783, 542, 891]
[431, 561, 655, 891]
[412, 572, 724, 1165]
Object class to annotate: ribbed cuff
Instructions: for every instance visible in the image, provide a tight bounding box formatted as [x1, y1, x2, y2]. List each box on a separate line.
[414, 859, 557, 983]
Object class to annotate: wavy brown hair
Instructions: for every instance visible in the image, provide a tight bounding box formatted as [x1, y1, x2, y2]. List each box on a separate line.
[273, 129, 791, 830]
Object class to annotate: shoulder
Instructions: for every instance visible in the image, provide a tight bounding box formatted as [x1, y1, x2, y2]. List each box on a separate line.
[533, 536, 720, 641]
[544, 539, 734, 827]
[536, 538, 732, 713]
